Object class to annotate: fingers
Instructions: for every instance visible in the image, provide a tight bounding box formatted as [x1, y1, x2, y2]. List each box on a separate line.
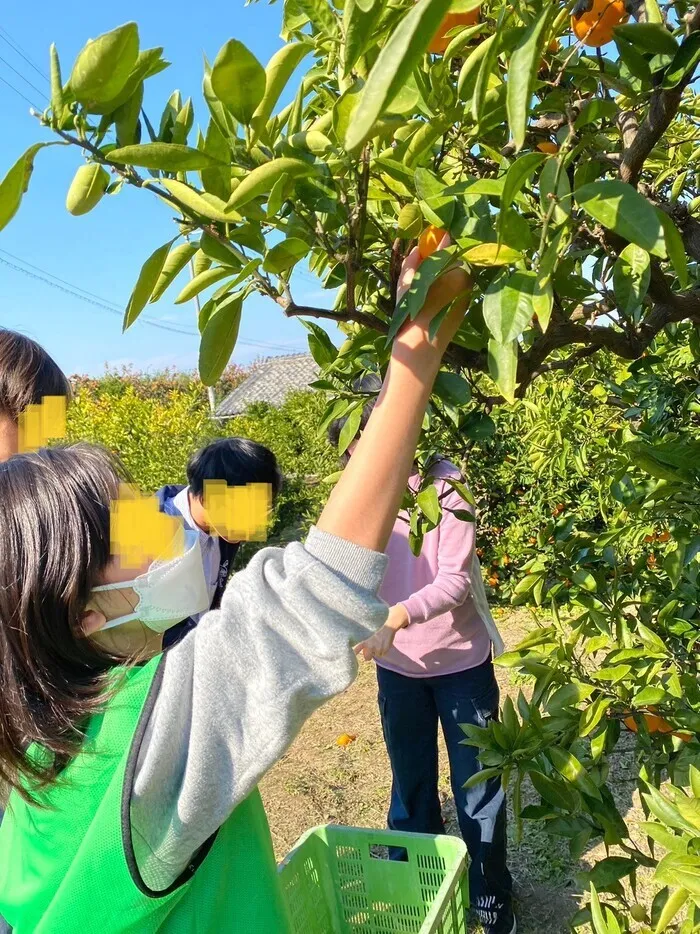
[397, 245, 422, 303]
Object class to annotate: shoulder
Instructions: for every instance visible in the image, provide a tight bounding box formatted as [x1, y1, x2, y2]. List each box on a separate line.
[428, 459, 465, 486]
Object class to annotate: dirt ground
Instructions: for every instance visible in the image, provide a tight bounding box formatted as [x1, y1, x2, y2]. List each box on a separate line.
[261, 609, 648, 934]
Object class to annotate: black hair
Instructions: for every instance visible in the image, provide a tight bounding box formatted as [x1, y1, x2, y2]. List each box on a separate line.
[0, 443, 123, 798]
[187, 437, 283, 501]
[0, 328, 71, 420]
[327, 373, 382, 467]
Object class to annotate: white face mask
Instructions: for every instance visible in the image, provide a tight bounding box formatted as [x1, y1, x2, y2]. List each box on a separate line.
[91, 531, 211, 633]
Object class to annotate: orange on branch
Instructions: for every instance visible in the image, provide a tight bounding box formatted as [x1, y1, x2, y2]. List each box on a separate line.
[418, 224, 445, 259]
[623, 707, 675, 735]
[428, 8, 481, 55]
[571, 0, 628, 48]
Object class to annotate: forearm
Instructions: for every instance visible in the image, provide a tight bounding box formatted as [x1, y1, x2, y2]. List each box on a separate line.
[317, 266, 470, 553]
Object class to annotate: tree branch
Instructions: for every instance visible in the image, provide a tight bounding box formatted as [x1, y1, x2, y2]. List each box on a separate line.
[620, 6, 700, 185]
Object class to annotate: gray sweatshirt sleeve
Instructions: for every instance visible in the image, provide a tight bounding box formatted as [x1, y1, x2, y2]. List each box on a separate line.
[129, 527, 388, 891]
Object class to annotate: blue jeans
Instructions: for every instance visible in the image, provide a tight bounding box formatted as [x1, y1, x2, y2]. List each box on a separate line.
[377, 659, 513, 926]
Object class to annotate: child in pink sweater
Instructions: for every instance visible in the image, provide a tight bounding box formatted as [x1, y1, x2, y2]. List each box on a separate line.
[329, 385, 514, 934]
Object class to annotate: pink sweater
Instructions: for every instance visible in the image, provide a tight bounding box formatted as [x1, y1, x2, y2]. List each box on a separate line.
[377, 460, 491, 678]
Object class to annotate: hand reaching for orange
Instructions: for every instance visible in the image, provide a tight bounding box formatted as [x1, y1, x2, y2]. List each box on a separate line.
[396, 231, 473, 352]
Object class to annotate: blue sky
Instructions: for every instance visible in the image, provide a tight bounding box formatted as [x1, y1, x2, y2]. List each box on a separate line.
[0, 1, 335, 376]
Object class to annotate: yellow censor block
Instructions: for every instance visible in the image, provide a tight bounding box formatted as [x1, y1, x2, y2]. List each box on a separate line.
[18, 395, 67, 453]
[203, 480, 271, 541]
[110, 483, 185, 570]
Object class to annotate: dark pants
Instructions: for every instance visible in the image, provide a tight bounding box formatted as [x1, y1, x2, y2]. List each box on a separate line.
[377, 658, 513, 927]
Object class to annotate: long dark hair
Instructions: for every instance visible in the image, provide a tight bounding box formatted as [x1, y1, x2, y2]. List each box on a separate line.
[0, 444, 122, 799]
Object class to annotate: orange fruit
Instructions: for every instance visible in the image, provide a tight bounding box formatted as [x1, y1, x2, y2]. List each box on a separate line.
[571, 0, 628, 48]
[537, 141, 560, 154]
[487, 576, 499, 587]
[428, 8, 481, 55]
[623, 707, 674, 735]
[336, 733, 357, 747]
[539, 38, 561, 72]
[657, 530, 671, 543]
[418, 224, 445, 259]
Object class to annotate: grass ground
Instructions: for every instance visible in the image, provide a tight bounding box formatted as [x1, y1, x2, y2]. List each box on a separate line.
[260, 609, 650, 934]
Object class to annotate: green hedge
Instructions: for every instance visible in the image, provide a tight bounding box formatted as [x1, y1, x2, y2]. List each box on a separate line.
[66, 371, 335, 552]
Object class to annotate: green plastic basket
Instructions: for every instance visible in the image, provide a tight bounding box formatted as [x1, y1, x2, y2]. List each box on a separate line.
[278, 824, 469, 934]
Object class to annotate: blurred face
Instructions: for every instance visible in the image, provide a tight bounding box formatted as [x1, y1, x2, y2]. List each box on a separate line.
[189, 488, 270, 545]
[0, 413, 18, 461]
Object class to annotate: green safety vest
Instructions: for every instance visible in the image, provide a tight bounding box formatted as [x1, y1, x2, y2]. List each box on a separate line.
[0, 655, 291, 933]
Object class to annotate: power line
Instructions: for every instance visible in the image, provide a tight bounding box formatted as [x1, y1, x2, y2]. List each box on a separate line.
[0, 71, 40, 110]
[0, 53, 47, 101]
[0, 26, 49, 83]
[0, 249, 308, 351]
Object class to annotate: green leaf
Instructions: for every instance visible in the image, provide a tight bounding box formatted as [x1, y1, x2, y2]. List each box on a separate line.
[549, 746, 602, 800]
[498, 153, 546, 240]
[397, 203, 423, 239]
[123, 240, 174, 330]
[540, 157, 571, 224]
[345, 0, 452, 153]
[157, 179, 238, 223]
[643, 787, 695, 834]
[343, 0, 383, 76]
[68, 22, 139, 106]
[114, 82, 144, 148]
[49, 43, 65, 118]
[0, 144, 46, 233]
[150, 241, 198, 303]
[613, 244, 650, 316]
[530, 770, 580, 812]
[657, 210, 689, 288]
[654, 887, 689, 933]
[251, 42, 312, 143]
[573, 569, 597, 592]
[338, 402, 363, 456]
[201, 120, 232, 201]
[574, 99, 619, 130]
[417, 484, 441, 525]
[174, 266, 232, 304]
[488, 339, 518, 404]
[589, 885, 609, 934]
[262, 237, 310, 274]
[433, 370, 471, 405]
[211, 39, 266, 125]
[463, 243, 522, 266]
[457, 35, 497, 101]
[65, 163, 110, 216]
[227, 158, 315, 210]
[546, 681, 594, 714]
[614, 22, 678, 57]
[506, 6, 551, 151]
[200, 234, 241, 267]
[656, 856, 700, 898]
[636, 622, 667, 654]
[575, 180, 666, 258]
[110, 142, 225, 172]
[579, 697, 612, 737]
[472, 27, 501, 124]
[663, 32, 700, 88]
[586, 856, 637, 890]
[302, 320, 337, 367]
[199, 293, 243, 386]
[203, 61, 237, 140]
[333, 81, 364, 146]
[483, 270, 552, 344]
[640, 822, 689, 856]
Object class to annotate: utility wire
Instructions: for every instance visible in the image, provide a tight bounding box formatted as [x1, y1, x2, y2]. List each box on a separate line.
[0, 26, 49, 82]
[0, 52, 47, 101]
[0, 249, 307, 351]
[0, 70, 40, 109]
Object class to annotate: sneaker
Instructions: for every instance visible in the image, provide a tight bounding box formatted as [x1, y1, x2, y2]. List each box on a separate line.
[484, 910, 517, 934]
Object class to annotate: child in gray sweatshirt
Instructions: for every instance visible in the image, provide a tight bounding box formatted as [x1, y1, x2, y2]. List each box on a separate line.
[0, 246, 472, 932]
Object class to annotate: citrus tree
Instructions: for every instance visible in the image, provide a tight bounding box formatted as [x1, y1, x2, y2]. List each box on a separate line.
[1, 0, 700, 927]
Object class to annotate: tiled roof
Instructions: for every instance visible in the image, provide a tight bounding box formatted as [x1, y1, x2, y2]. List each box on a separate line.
[214, 353, 319, 418]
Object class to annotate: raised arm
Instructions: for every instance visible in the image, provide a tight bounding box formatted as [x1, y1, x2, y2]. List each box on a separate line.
[317, 255, 472, 553]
